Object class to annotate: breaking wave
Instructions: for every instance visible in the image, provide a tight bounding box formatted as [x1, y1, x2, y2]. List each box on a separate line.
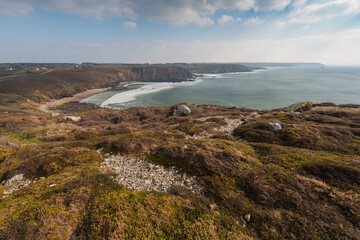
[100, 79, 202, 108]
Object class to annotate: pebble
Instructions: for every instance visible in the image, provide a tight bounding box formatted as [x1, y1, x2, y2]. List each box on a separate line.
[101, 155, 203, 194]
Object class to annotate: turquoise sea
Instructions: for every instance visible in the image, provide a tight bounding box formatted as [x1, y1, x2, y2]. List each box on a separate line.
[81, 66, 360, 110]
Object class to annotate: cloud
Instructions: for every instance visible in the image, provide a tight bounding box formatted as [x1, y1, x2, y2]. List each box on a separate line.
[289, 0, 360, 24]
[218, 15, 235, 24]
[3, 28, 360, 64]
[0, 0, 310, 26]
[255, 0, 292, 11]
[244, 16, 264, 25]
[291, 0, 309, 7]
[274, 21, 286, 28]
[122, 21, 137, 28]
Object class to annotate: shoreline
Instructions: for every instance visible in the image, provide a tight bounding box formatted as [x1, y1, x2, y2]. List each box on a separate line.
[38, 87, 111, 113]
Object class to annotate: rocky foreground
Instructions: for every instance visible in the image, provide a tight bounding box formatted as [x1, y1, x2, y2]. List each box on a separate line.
[0, 100, 360, 239]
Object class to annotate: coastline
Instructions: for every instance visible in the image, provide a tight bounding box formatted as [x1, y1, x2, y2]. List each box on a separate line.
[38, 87, 111, 113]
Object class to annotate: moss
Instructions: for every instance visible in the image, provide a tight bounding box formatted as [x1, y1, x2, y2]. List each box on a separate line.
[21, 147, 104, 177]
[0, 163, 120, 240]
[75, 189, 249, 240]
[176, 121, 221, 136]
[8, 133, 47, 144]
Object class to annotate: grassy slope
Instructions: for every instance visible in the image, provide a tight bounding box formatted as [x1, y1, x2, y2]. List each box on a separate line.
[0, 102, 359, 239]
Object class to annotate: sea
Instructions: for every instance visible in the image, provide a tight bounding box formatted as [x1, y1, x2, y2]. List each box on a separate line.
[81, 66, 360, 110]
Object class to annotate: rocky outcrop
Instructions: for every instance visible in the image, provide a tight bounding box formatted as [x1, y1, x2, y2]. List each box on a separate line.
[1, 174, 33, 199]
[177, 63, 251, 74]
[173, 104, 191, 116]
[286, 101, 312, 112]
[64, 116, 81, 122]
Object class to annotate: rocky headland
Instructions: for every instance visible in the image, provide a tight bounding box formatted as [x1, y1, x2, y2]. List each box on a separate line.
[0, 65, 359, 239]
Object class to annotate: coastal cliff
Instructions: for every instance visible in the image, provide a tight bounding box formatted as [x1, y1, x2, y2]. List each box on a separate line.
[0, 65, 193, 103]
[174, 63, 252, 73]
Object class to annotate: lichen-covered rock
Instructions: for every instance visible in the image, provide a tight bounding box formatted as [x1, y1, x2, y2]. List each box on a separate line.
[173, 104, 191, 116]
[64, 116, 81, 122]
[269, 121, 282, 131]
[2, 174, 33, 199]
[286, 101, 312, 112]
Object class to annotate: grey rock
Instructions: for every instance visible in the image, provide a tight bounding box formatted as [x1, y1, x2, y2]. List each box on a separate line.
[244, 214, 251, 222]
[5, 174, 24, 185]
[269, 122, 282, 131]
[64, 116, 81, 122]
[173, 105, 191, 116]
[286, 101, 312, 112]
[2, 173, 33, 199]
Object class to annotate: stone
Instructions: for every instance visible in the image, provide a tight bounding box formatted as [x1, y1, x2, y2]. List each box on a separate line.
[210, 204, 217, 211]
[286, 101, 312, 112]
[244, 214, 251, 222]
[64, 116, 81, 122]
[100, 154, 202, 194]
[51, 112, 60, 117]
[5, 174, 24, 185]
[269, 122, 282, 131]
[249, 112, 259, 118]
[173, 104, 191, 116]
[2, 174, 33, 199]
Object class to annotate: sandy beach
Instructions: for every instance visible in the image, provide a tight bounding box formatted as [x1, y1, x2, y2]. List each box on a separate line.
[39, 88, 110, 113]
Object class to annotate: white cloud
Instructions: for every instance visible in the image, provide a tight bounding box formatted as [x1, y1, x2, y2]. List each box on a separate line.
[122, 21, 137, 28]
[274, 21, 286, 28]
[3, 28, 360, 64]
[218, 15, 234, 24]
[255, 0, 292, 11]
[290, 0, 360, 24]
[291, 0, 309, 7]
[244, 16, 264, 25]
[0, 0, 310, 26]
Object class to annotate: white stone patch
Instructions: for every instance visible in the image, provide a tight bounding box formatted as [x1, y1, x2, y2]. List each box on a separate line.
[101, 155, 202, 194]
[1, 174, 33, 199]
[215, 118, 243, 134]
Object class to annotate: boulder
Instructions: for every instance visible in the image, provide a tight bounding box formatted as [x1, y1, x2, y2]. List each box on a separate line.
[4, 174, 24, 186]
[173, 105, 191, 116]
[64, 116, 81, 122]
[286, 101, 312, 112]
[269, 122, 282, 131]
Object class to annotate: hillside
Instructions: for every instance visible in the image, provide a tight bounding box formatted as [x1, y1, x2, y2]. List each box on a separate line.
[0, 65, 193, 100]
[0, 65, 359, 239]
[0, 98, 359, 239]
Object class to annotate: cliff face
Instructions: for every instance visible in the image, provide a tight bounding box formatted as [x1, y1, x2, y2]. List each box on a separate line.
[176, 63, 251, 73]
[0, 65, 193, 102]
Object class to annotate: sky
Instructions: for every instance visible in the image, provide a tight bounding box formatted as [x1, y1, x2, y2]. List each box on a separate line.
[1, 0, 360, 64]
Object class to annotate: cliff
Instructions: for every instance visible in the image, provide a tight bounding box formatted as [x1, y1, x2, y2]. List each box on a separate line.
[0, 65, 193, 102]
[174, 63, 252, 73]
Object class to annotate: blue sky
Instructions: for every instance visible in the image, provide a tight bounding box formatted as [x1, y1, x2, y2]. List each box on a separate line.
[1, 0, 360, 64]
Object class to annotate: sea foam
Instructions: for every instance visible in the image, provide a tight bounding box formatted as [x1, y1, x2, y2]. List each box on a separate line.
[100, 79, 202, 108]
